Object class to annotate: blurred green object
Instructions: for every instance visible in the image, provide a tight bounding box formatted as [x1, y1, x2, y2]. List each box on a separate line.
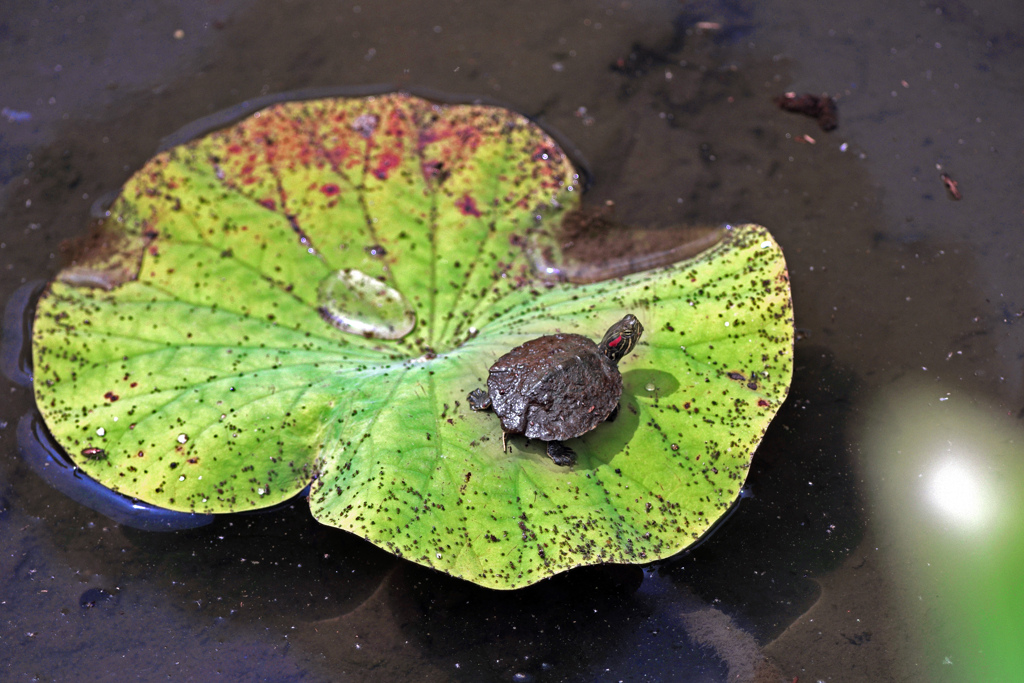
[864, 386, 1024, 680]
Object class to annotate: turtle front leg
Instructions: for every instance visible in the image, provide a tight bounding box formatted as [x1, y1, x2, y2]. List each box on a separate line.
[467, 388, 492, 411]
[546, 441, 577, 467]
[607, 403, 620, 423]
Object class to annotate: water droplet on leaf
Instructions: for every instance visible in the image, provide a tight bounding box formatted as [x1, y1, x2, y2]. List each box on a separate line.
[317, 269, 416, 340]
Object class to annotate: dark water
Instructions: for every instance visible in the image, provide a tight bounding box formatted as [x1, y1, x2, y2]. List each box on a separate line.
[2, 1, 1022, 681]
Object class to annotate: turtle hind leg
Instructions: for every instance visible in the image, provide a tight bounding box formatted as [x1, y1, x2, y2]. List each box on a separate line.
[607, 403, 620, 423]
[467, 388, 492, 411]
[546, 441, 576, 467]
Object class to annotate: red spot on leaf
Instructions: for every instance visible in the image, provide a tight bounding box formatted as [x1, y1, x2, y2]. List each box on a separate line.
[325, 143, 352, 166]
[227, 144, 243, 154]
[757, 399, 770, 407]
[103, 391, 119, 402]
[422, 159, 444, 181]
[457, 126, 482, 150]
[373, 152, 401, 180]
[418, 130, 440, 151]
[259, 199, 276, 210]
[456, 194, 482, 217]
[320, 183, 340, 196]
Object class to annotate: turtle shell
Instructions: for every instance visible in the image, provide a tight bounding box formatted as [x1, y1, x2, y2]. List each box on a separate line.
[486, 333, 622, 442]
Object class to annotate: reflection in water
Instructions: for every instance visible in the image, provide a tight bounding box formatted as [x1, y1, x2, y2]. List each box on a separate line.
[16, 413, 215, 531]
[296, 561, 784, 682]
[0, 280, 45, 387]
[317, 268, 416, 339]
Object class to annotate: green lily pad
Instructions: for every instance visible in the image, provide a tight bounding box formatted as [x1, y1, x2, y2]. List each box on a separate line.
[31, 93, 793, 589]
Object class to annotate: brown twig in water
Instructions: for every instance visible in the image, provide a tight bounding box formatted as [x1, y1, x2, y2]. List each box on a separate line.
[940, 172, 962, 200]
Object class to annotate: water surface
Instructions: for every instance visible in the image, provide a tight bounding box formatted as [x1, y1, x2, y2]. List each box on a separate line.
[2, 1, 1022, 680]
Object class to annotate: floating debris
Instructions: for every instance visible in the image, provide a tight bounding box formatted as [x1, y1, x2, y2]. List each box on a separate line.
[940, 172, 962, 200]
[774, 92, 838, 131]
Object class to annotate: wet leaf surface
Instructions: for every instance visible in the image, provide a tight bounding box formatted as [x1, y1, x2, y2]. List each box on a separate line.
[31, 93, 793, 588]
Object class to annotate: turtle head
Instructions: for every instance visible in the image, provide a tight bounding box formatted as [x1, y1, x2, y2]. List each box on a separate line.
[599, 314, 644, 365]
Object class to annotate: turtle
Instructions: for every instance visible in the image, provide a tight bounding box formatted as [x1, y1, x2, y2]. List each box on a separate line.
[467, 314, 644, 466]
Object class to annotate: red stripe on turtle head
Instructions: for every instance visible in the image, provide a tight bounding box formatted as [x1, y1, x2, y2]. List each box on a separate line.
[608, 335, 622, 348]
